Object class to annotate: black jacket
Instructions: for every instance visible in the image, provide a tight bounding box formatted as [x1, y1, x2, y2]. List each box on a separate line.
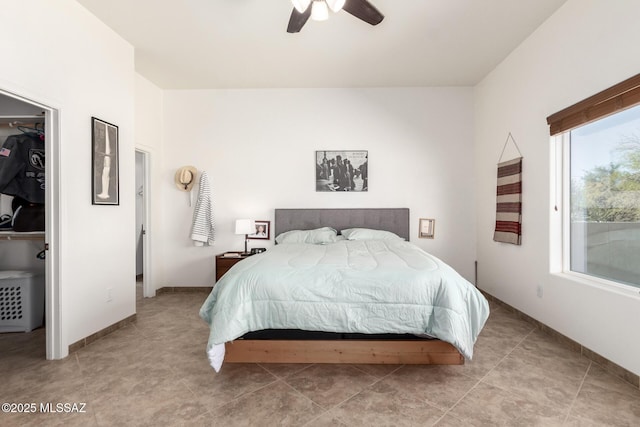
[0, 132, 45, 204]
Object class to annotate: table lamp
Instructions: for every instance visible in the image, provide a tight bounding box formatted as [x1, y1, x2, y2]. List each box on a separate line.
[235, 219, 254, 255]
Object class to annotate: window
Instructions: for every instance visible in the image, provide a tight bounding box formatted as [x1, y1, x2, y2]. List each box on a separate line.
[548, 74, 640, 289]
[567, 105, 640, 288]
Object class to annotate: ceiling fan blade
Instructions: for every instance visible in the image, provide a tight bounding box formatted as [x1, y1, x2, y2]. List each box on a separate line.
[342, 0, 384, 26]
[287, 6, 312, 33]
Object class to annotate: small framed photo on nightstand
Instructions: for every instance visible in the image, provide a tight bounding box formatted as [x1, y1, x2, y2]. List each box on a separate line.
[248, 220, 270, 240]
[419, 218, 435, 239]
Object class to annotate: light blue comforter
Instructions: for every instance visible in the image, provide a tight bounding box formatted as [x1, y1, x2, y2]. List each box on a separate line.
[199, 240, 489, 359]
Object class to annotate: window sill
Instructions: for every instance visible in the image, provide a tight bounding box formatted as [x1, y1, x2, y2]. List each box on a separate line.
[551, 271, 640, 299]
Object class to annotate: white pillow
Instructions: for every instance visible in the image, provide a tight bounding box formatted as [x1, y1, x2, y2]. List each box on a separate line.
[275, 227, 338, 244]
[341, 228, 404, 241]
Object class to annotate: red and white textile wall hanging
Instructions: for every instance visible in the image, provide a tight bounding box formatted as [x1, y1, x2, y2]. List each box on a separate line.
[493, 133, 523, 245]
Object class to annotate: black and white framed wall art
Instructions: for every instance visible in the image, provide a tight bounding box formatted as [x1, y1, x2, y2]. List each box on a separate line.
[316, 150, 368, 192]
[91, 117, 119, 205]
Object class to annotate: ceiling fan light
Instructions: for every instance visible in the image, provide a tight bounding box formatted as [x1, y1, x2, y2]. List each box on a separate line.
[291, 0, 312, 13]
[311, 1, 329, 21]
[326, 0, 345, 13]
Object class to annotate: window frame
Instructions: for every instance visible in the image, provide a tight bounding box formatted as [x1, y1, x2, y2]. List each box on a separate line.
[554, 113, 640, 294]
[548, 73, 640, 294]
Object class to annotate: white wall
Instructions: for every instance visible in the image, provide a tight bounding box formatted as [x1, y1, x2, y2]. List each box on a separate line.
[0, 0, 135, 351]
[160, 88, 476, 288]
[474, 0, 640, 375]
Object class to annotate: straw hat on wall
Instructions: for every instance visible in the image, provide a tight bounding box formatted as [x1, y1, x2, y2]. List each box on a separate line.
[175, 166, 198, 191]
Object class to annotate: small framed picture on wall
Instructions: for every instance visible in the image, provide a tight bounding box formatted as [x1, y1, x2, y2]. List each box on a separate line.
[419, 218, 435, 239]
[248, 220, 270, 240]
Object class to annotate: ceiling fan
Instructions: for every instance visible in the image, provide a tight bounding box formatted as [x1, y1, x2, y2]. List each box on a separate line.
[287, 0, 384, 33]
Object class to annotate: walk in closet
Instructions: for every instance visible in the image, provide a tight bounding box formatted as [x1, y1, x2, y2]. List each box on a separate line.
[0, 93, 47, 341]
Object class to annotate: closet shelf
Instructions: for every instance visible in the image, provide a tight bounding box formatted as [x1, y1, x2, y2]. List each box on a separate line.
[0, 115, 44, 121]
[0, 231, 45, 241]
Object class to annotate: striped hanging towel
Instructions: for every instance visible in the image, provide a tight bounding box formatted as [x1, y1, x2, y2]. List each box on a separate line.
[191, 171, 215, 246]
[493, 157, 522, 245]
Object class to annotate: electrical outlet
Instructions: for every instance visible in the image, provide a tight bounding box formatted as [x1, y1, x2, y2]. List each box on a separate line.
[107, 288, 113, 302]
[536, 284, 543, 298]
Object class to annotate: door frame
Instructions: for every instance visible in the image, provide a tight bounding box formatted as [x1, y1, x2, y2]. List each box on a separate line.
[135, 148, 153, 298]
[0, 87, 62, 359]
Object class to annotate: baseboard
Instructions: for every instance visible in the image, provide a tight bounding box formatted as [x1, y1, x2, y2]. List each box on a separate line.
[156, 286, 212, 294]
[67, 288, 210, 353]
[481, 291, 639, 390]
[68, 314, 137, 354]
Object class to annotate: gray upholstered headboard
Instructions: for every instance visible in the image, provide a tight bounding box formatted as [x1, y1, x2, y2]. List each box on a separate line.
[274, 208, 410, 241]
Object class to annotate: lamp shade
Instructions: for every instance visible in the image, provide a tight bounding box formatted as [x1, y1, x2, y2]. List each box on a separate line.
[326, 0, 345, 12]
[311, 1, 329, 21]
[235, 219, 254, 235]
[292, 0, 312, 13]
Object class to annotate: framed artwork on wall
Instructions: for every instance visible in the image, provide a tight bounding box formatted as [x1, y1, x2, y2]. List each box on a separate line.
[419, 218, 435, 239]
[248, 220, 270, 240]
[91, 117, 119, 205]
[316, 150, 368, 192]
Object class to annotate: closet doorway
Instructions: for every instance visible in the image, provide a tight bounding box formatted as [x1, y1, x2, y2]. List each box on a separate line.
[0, 88, 61, 360]
[135, 149, 151, 301]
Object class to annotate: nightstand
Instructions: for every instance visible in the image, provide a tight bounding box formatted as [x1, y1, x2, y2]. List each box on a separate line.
[215, 252, 252, 282]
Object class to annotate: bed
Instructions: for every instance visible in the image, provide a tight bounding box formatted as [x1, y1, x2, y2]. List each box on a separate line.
[199, 208, 489, 371]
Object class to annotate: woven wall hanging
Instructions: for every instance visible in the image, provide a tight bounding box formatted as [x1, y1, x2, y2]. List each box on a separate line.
[493, 133, 523, 245]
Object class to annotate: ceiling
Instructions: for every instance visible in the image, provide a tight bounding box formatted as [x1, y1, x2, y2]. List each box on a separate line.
[77, 0, 567, 90]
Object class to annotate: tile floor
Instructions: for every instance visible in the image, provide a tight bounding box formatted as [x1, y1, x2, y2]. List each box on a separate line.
[1, 292, 639, 426]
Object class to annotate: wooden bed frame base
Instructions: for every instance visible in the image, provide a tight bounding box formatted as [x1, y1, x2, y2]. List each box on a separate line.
[224, 340, 464, 365]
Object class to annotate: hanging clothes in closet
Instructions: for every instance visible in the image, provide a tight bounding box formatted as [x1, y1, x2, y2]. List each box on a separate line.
[0, 127, 45, 231]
